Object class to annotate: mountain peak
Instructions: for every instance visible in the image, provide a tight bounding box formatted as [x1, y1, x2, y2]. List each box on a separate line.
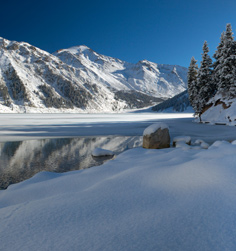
[56, 45, 91, 55]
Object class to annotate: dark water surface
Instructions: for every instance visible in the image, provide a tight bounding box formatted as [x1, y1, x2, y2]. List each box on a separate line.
[0, 136, 142, 189]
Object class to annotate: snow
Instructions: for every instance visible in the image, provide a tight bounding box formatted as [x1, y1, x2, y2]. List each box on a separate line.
[92, 147, 114, 157]
[1, 113, 236, 250]
[0, 113, 193, 142]
[143, 122, 169, 136]
[2, 112, 236, 144]
[1, 138, 236, 250]
[201, 95, 236, 126]
[54, 44, 188, 99]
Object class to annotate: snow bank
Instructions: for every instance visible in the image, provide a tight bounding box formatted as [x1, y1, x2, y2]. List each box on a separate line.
[201, 96, 236, 126]
[1, 141, 236, 250]
[143, 122, 169, 136]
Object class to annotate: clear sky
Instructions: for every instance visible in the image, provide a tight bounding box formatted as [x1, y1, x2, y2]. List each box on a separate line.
[1, 0, 236, 67]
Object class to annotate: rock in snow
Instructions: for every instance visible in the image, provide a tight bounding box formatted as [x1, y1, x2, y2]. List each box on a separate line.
[0, 37, 188, 113]
[92, 148, 114, 157]
[173, 135, 191, 147]
[143, 123, 170, 149]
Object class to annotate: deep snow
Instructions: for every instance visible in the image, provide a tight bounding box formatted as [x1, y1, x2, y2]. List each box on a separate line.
[1, 141, 236, 250]
[1, 113, 236, 250]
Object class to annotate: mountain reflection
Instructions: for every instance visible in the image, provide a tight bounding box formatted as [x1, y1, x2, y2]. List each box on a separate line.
[0, 136, 142, 189]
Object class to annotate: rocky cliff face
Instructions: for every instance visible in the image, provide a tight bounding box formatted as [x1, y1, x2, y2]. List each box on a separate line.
[0, 37, 187, 113]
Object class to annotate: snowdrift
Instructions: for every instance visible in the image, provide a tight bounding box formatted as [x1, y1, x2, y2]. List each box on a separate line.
[1, 141, 236, 250]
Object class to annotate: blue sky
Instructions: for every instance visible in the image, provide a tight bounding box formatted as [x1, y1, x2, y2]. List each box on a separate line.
[1, 0, 236, 67]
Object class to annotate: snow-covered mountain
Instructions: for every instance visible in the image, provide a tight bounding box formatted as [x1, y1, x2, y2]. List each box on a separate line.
[152, 90, 193, 113]
[0, 37, 187, 113]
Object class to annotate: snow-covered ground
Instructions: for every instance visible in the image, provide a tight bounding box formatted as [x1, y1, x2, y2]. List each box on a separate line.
[1, 113, 236, 250]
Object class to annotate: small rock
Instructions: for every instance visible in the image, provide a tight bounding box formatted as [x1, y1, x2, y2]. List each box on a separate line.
[91, 148, 114, 157]
[175, 141, 191, 150]
[194, 139, 209, 149]
[173, 136, 191, 147]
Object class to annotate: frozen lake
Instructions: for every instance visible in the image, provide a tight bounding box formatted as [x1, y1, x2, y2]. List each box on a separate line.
[0, 113, 235, 143]
[1, 112, 236, 188]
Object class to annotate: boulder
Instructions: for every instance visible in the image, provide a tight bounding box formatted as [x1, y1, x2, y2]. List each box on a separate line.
[143, 123, 170, 149]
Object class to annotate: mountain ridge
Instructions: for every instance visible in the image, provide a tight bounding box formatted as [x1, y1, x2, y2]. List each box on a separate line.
[0, 37, 187, 113]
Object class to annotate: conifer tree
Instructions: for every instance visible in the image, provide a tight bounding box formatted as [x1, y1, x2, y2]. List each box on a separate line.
[187, 57, 198, 108]
[228, 40, 236, 98]
[212, 32, 225, 93]
[196, 41, 213, 120]
[218, 23, 234, 95]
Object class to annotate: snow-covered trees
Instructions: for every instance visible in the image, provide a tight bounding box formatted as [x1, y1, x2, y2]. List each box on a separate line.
[188, 23, 236, 119]
[187, 57, 198, 108]
[188, 42, 213, 119]
[212, 32, 225, 92]
[196, 41, 214, 117]
[218, 24, 235, 95]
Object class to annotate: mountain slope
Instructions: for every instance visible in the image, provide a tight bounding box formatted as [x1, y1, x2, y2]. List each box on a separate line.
[54, 45, 187, 98]
[152, 90, 193, 113]
[0, 37, 188, 113]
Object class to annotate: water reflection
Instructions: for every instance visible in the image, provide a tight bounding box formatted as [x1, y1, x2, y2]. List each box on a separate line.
[0, 136, 142, 189]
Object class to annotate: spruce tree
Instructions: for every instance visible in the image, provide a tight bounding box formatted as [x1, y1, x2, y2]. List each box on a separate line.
[218, 23, 234, 96]
[187, 57, 198, 108]
[228, 40, 236, 98]
[196, 41, 213, 119]
[212, 32, 225, 93]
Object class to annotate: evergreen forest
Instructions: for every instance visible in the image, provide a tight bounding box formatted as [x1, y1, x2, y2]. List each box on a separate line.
[188, 24, 236, 120]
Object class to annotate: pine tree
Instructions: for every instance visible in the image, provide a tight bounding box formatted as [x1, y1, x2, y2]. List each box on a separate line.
[228, 40, 236, 98]
[196, 41, 213, 119]
[187, 57, 198, 108]
[218, 23, 234, 96]
[212, 32, 225, 93]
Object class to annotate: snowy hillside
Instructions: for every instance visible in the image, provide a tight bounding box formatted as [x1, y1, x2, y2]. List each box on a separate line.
[200, 95, 236, 125]
[0, 37, 187, 113]
[152, 90, 193, 113]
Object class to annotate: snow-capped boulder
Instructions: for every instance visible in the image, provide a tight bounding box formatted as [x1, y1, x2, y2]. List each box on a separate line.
[143, 123, 170, 149]
[173, 136, 191, 147]
[92, 148, 114, 157]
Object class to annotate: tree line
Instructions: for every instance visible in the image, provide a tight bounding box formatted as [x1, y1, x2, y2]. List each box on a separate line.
[188, 23, 236, 121]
